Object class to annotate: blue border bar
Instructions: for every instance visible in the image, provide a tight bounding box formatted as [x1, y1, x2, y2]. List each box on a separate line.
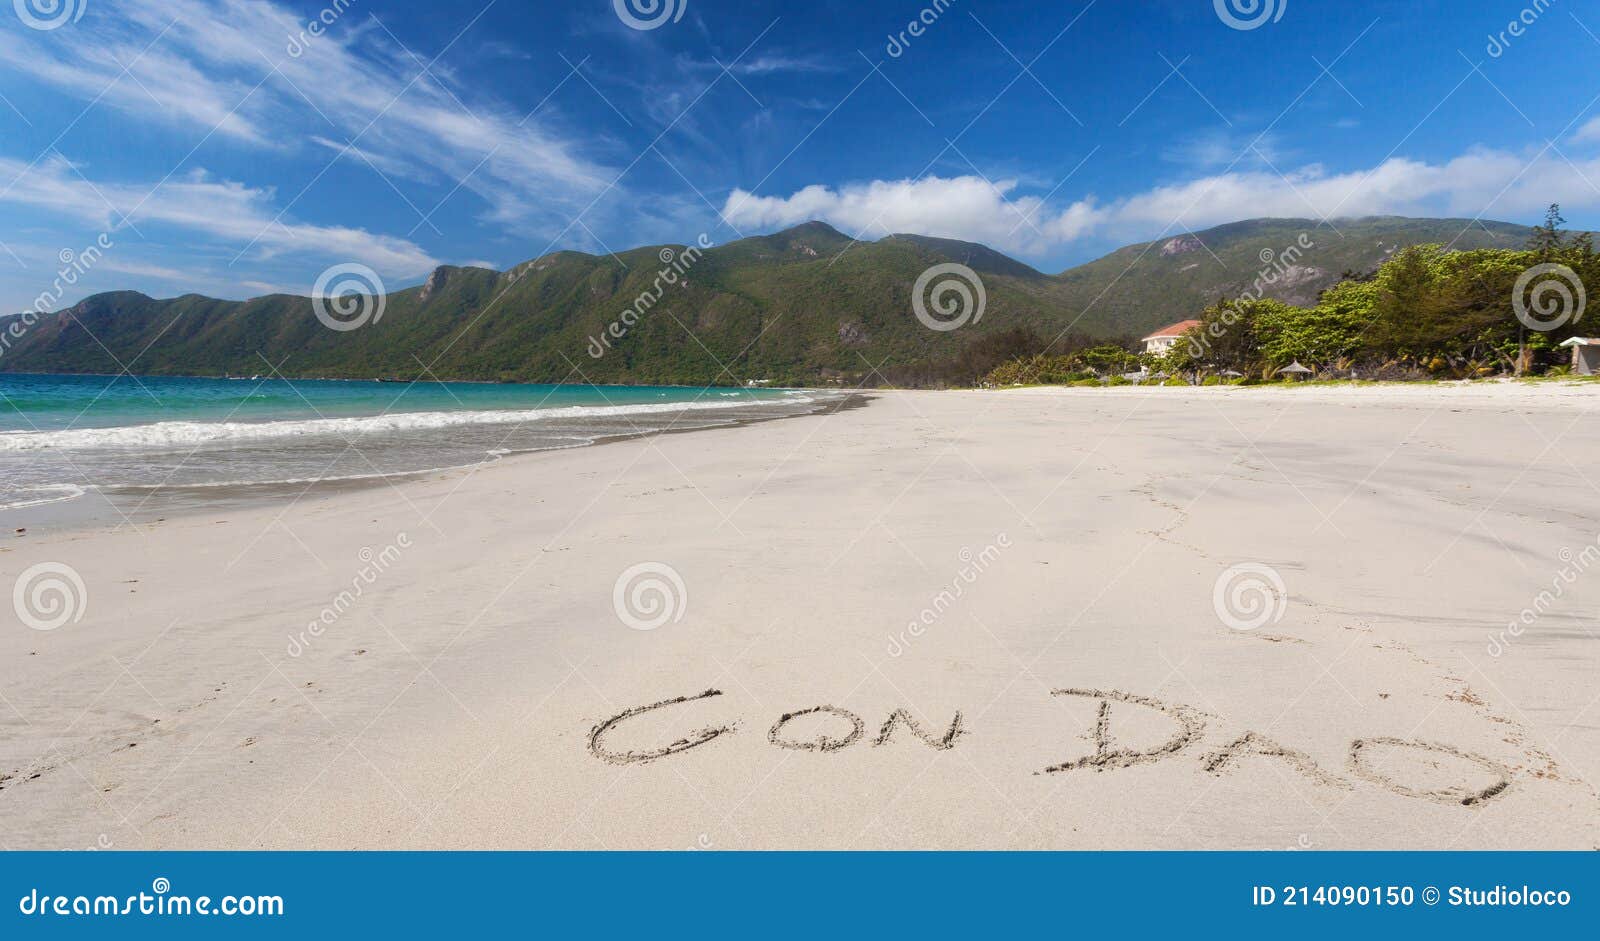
[1, 852, 1592, 937]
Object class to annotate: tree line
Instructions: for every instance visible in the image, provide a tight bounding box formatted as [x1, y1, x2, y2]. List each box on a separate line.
[980, 206, 1597, 386]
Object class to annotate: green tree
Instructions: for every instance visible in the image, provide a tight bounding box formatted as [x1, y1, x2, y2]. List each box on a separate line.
[1188, 297, 1263, 372]
[1255, 292, 1366, 367]
[1527, 203, 1567, 257]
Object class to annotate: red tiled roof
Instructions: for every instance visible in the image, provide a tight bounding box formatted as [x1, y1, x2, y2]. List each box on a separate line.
[1141, 319, 1203, 342]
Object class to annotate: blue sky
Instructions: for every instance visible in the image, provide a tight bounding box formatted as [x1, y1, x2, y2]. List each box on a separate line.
[2, 0, 1599, 312]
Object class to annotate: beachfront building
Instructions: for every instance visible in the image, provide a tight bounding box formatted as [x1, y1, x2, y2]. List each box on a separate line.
[1141, 319, 1203, 355]
[1560, 337, 1600, 376]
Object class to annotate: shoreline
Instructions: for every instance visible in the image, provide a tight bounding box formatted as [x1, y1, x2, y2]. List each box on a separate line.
[0, 368, 841, 391]
[21, 374, 1587, 532]
[16, 366, 1597, 393]
[0, 391, 870, 534]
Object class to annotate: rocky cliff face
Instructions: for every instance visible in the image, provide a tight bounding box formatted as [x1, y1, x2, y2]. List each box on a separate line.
[1160, 235, 1203, 257]
[417, 266, 450, 304]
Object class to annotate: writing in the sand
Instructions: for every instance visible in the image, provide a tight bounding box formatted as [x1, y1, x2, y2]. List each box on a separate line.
[586, 688, 1515, 807]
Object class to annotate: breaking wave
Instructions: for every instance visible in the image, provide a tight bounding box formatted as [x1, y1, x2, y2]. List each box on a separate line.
[0, 396, 814, 453]
[0, 484, 87, 510]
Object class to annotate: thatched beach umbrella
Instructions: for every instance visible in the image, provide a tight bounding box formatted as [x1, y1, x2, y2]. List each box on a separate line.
[1277, 361, 1314, 379]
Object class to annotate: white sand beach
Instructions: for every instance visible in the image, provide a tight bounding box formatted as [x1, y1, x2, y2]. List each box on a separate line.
[2, 383, 1599, 850]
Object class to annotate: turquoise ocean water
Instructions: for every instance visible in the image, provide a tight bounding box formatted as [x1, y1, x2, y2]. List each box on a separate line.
[0, 374, 830, 511]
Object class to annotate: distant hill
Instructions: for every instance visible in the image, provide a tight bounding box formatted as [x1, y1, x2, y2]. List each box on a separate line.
[1050, 216, 1536, 336]
[0, 216, 1542, 386]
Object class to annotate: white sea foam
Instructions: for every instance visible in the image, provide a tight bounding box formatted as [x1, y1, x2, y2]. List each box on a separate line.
[0, 396, 814, 453]
[0, 484, 86, 510]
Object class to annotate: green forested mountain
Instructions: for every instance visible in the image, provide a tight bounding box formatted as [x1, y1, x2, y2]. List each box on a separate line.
[0, 216, 1541, 386]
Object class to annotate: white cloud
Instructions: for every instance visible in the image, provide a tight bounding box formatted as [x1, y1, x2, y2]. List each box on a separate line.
[0, 31, 272, 146]
[238, 280, 298, 294]
[0, 156, 438, 276]
[724, 143, 1600, 255]
[96, 259, 193, 281]
[4, 0, 615, 230]
[1108, 148, 1598, 230]
[309, 136, 424, 183]
[715, 53, 839, 75]
[1162, 130, 1285, 170]
[1574, 116, 1600, 144]
[724, 176, 1107, 254]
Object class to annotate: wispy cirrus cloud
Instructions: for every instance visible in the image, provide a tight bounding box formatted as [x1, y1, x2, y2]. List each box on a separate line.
[0, 30, 272, 145]
[1162, 129, 1286, 170]
[2, 0, 617, 234]
[0, 155, 439, 276]
[685, 53, 840, 76]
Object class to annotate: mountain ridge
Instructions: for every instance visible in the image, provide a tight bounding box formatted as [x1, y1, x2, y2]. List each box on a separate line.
[0, 216, 1545, 385]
